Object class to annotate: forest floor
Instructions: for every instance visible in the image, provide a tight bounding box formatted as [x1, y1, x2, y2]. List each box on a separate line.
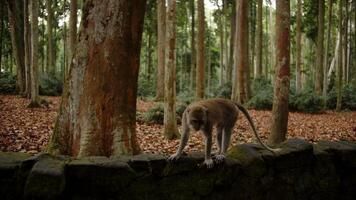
[1, 95, 356, 155]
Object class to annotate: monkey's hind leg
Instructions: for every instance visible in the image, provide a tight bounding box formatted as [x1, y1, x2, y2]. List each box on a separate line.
[215, 126, 233, 164]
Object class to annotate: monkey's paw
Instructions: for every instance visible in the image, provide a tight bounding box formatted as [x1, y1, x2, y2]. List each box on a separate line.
[203, 159, 214, 169]
[167, 154, 180, 162]
[214, 154, 225, 163]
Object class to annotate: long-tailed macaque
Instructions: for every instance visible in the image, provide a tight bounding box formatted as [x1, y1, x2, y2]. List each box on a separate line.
[168, 98, 280, 168]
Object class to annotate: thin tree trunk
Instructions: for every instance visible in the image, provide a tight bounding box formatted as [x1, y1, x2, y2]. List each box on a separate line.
[164, 0, 179, 140]
[189, 1, 196, 91]
[323, 0, 333, 106]
[227, 1, 236, 83]
[196, 0, 205, 99]
[68, 0, 77, 75]
[146, 32, 152, 81]
[46, 0, 55, 75]
[155, 0, 165, 101]
[219, 7, 225, 87]
[296, 0, 302, 93]
[48, 0, 146, 156]
[336, 0, 343, 111]
[0, 2, 3, 72]
[315, 0, 325, 95]
[343, 0, 349, 84]
[233, 0, 250, 103]
[24, 0, 31, 98]
[255, 0, 263, 78]
[7, 0, 26, 95]
[29, 0, 40, 107]
[268, 0, 290, 146]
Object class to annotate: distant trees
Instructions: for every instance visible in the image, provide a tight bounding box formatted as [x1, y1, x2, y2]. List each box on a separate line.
[268, 0, 290, 146]
[48, 0, 146, 156]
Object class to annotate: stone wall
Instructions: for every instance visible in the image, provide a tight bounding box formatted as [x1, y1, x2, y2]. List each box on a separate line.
[0, 139, 355, 200]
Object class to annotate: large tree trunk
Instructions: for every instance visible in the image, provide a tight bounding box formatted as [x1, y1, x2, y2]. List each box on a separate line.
[189, 1, 196, 91]
[255, 0, 263, 78]
[46, 0, 55, 75]
[315, 0, 325, 95]
[268, 0, 290, 146]
[164, 0, 180, 140]
[155, 0, 165, 101]
[296, 0, 302, 93]
[336, 0, 343, 111]
[29, 0, 40, 107]
[7, 0, 26, 95]
[47, 0, 146, 156]
[233, 0, 250, 103]
[196, 0, 205, 99]
[68, 0, 77, 76]
[323, 0, 333, 106]
[24, 0, 31, 98]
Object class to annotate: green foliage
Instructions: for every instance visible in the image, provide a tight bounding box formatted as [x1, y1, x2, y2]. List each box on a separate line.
[0, 72, 17, 94]
[213, 82, 232, 99]
[39, 74, 63, 96]
[246, 77, 273, 109]
[289, 88, 324, 113]
[137, 75, 155, 97]
[327, 84, 356, 110]
[144, 104, 164, 124]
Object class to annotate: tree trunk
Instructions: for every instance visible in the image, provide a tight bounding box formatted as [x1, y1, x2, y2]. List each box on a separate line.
[296, 0, 302, 93]
[7, 0, 26, 95]
[315, 0, 325, 95]
[268, 0, 290, 146]
[196, 0, 205, 100]
[323, 0, 332, 106]
[24, 0, 31, 98]
[336, 0, 343, 111]
[155, 0, 165, 101]
[0, 1, 3, 72]
[29, 0, 40, 107]
[46, 0, 55, 75]
[68, 0, 77, 75]
[164, 0, 180, 140]
[189, 1, 196, 91]
[255, 0, 263, 78]
[227, 1, 236, 83]
[233, 0, 249, 103]
[219, 4, 225, 87]
[343, 0, 348, 84]
[47, 0, 146, 156]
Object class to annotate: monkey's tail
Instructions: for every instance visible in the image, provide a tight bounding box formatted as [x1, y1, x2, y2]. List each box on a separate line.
[235, 103, 281, 153]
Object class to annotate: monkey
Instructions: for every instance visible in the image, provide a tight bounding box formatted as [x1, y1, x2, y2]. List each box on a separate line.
[168, 98, 280, 168]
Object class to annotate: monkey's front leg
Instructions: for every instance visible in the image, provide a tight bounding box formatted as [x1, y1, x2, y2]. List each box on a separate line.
[203, 133, 214, 168]
[168, 115, 190, 162]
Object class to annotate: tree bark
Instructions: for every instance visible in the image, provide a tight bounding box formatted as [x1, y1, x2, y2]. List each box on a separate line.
[48, 0, 146, 156]
[29, 0, 40, 107]
[323, 0, 332, 106]
[227, 1, 236, 83]
[268, 0, 290, 146]
[296, 0, 302, 93]
[315, 0, 325, 95]
[46, 0, 55, 75]
[219, 11, 225, 87]
[0, 1, 3, 72]
[336, 0, 343, 111]
[196, 0, 205, 100]
[68, 0, 77, 75]
[343, 0, 348, 84]
[24, 0, 31, 98]
[7, 0, 26, 95]
[155, 0, 165, 101]
[189, 1, 196, 91]
[233, 0, 250, 103]
[255, 0, 263, 78]
[164, 0, 180, 140]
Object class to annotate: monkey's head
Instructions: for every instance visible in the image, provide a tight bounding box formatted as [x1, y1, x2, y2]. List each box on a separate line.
[186, 106, 208, 131]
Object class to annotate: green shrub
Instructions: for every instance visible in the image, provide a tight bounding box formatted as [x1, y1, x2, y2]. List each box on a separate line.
[144, 104, 164, 124]
[137, 75, 155, 97]
[39, 74, 63, 96]
[289, 88, 323, 113]
[214, 82, 232, 99]
[327, 83, 356, 110]
[246, 77, 273, 109]
[0, 72, 17, 94]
